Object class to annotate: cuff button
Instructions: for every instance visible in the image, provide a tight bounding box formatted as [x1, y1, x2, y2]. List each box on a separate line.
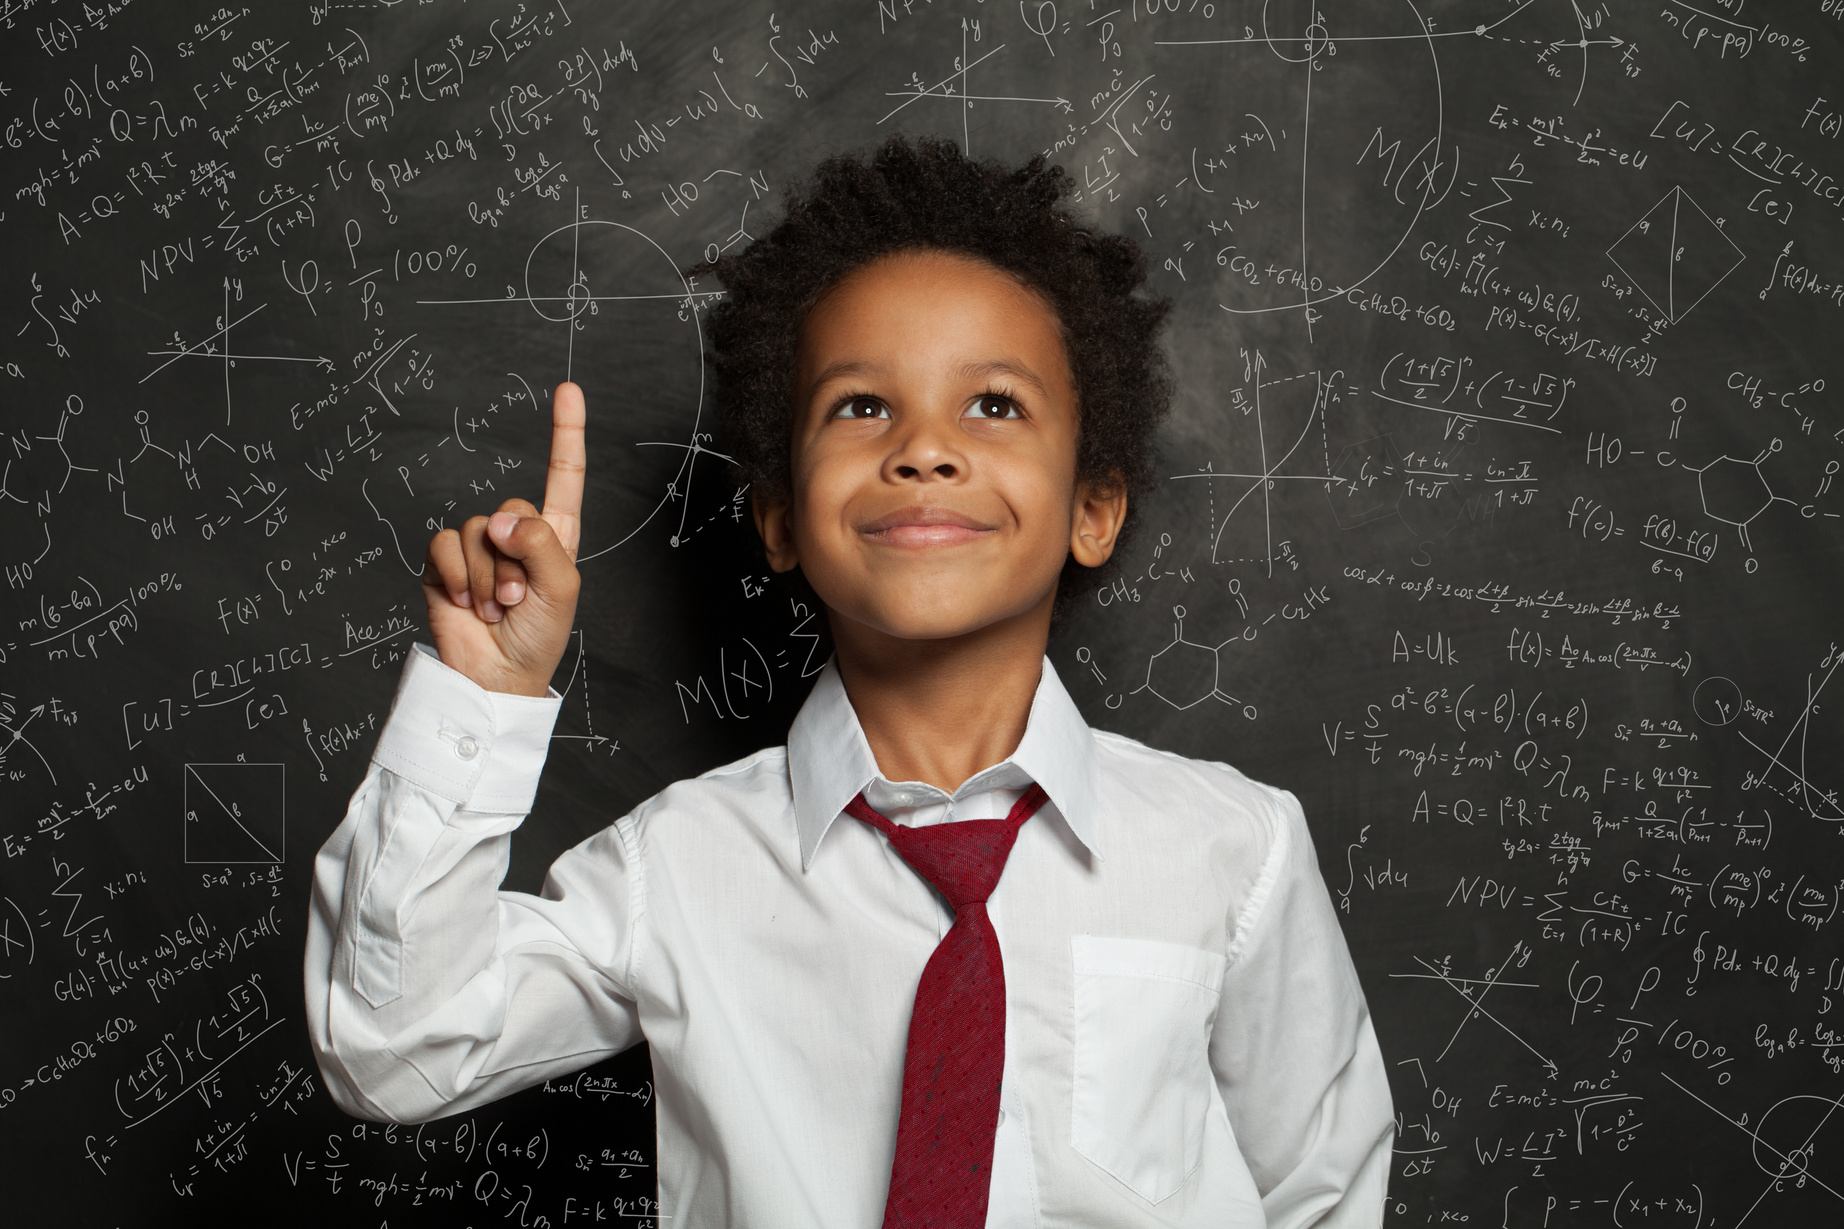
[454, 736, 480, 761]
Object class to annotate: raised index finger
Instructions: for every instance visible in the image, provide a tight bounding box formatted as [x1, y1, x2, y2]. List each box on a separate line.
[542, 380, 587, 557]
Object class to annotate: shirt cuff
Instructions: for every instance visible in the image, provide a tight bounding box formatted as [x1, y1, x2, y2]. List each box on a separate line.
[370, 643, 564, 813]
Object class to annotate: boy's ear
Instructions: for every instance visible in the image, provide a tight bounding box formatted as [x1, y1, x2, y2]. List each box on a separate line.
[1069, 474, 1128, 568]
[752, 489, 802, 573]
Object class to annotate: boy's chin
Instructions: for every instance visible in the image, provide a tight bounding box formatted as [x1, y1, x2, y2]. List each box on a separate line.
[827, 588, 1055, 646]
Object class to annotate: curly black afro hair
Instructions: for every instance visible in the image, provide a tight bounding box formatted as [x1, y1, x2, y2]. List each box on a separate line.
[688, 133, 1173, 615]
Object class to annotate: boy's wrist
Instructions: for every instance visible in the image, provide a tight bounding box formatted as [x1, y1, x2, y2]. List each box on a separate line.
[477, 667, 557, 698]
[433, 644, 562, 698]
[373, 645, 564, 812]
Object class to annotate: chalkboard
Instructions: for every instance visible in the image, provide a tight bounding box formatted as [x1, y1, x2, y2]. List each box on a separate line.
[3, 1, 1841, 1224]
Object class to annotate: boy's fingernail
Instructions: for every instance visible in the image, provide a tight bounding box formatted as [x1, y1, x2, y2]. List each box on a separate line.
[488, 512, 518, 540]
[454, 590, 472, 608]
[499, 579, 525, 605]
[481, 599, 505, 622]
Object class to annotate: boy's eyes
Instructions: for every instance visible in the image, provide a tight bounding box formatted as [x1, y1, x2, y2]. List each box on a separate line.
[827, 393, 1024, 421]
[833, 395, 889, 420]
[965, 393, 1023, 420]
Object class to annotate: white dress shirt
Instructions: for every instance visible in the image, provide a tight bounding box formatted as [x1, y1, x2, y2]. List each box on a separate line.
[306, 643, 1394, 1228]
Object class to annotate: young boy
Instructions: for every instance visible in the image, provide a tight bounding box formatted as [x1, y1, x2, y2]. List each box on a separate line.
[306, 136, 1394, 1228]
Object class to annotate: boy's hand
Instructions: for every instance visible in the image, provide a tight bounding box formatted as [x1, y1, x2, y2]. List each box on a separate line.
[420, 382, 586, 697]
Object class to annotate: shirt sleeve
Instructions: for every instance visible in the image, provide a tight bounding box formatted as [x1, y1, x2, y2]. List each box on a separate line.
[304, 643, 645, 1124]
[1209, 785, 1396, 1229]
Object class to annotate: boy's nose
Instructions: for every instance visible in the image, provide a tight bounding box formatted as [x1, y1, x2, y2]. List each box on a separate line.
[885, 412, 966, 482]
[893, 458, 960, 480]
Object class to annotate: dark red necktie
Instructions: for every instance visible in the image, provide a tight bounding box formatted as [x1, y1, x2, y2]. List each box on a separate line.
[844, 782, 1049, 1229]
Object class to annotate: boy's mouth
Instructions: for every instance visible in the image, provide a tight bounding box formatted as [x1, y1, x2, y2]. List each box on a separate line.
[859, 505, 995, 548]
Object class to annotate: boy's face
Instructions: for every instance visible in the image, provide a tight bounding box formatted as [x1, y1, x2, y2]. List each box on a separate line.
[755, 248, 1125, 644]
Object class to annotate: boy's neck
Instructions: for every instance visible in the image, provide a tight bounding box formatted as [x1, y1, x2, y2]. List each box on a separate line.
[829, 601, 1054, 795]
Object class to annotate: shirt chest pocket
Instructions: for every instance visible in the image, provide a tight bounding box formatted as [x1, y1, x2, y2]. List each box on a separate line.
[1070, 935, 1227, 1205]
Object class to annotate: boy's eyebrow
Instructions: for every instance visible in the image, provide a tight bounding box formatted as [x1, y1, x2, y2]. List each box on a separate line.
[806, 359, 885, 391]
[955, 359, 1052, 398]
[804, 358, 1055, 399]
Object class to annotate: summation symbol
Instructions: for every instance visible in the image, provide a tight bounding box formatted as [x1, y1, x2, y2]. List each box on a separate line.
[1605, 185, 1745, 324]
[1684, 439, 1794, 553]
[1133, 606, 1258, 718]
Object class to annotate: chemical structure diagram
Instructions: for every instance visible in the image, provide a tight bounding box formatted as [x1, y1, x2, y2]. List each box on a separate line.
[1683, 440, 1798, 555]
[1131, 605, 1259, 717]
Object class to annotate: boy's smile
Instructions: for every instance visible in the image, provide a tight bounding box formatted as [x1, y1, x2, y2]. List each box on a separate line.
[858, 503, 995, 549]
[754, 248, 1126, 646]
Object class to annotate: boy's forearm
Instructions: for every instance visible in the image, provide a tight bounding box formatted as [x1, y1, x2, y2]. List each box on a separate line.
[304, 643, 566, 1122]
[305, 761, 530, 1122]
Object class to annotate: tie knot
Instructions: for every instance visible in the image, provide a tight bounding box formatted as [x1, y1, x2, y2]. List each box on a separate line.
[845, 784, 1049, 910]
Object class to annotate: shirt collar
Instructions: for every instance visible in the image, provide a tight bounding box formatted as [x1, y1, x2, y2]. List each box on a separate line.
[787, 654, 1103, 871]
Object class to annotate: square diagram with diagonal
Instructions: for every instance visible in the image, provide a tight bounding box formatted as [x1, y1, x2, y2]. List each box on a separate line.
[184, 763, 285, 864]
